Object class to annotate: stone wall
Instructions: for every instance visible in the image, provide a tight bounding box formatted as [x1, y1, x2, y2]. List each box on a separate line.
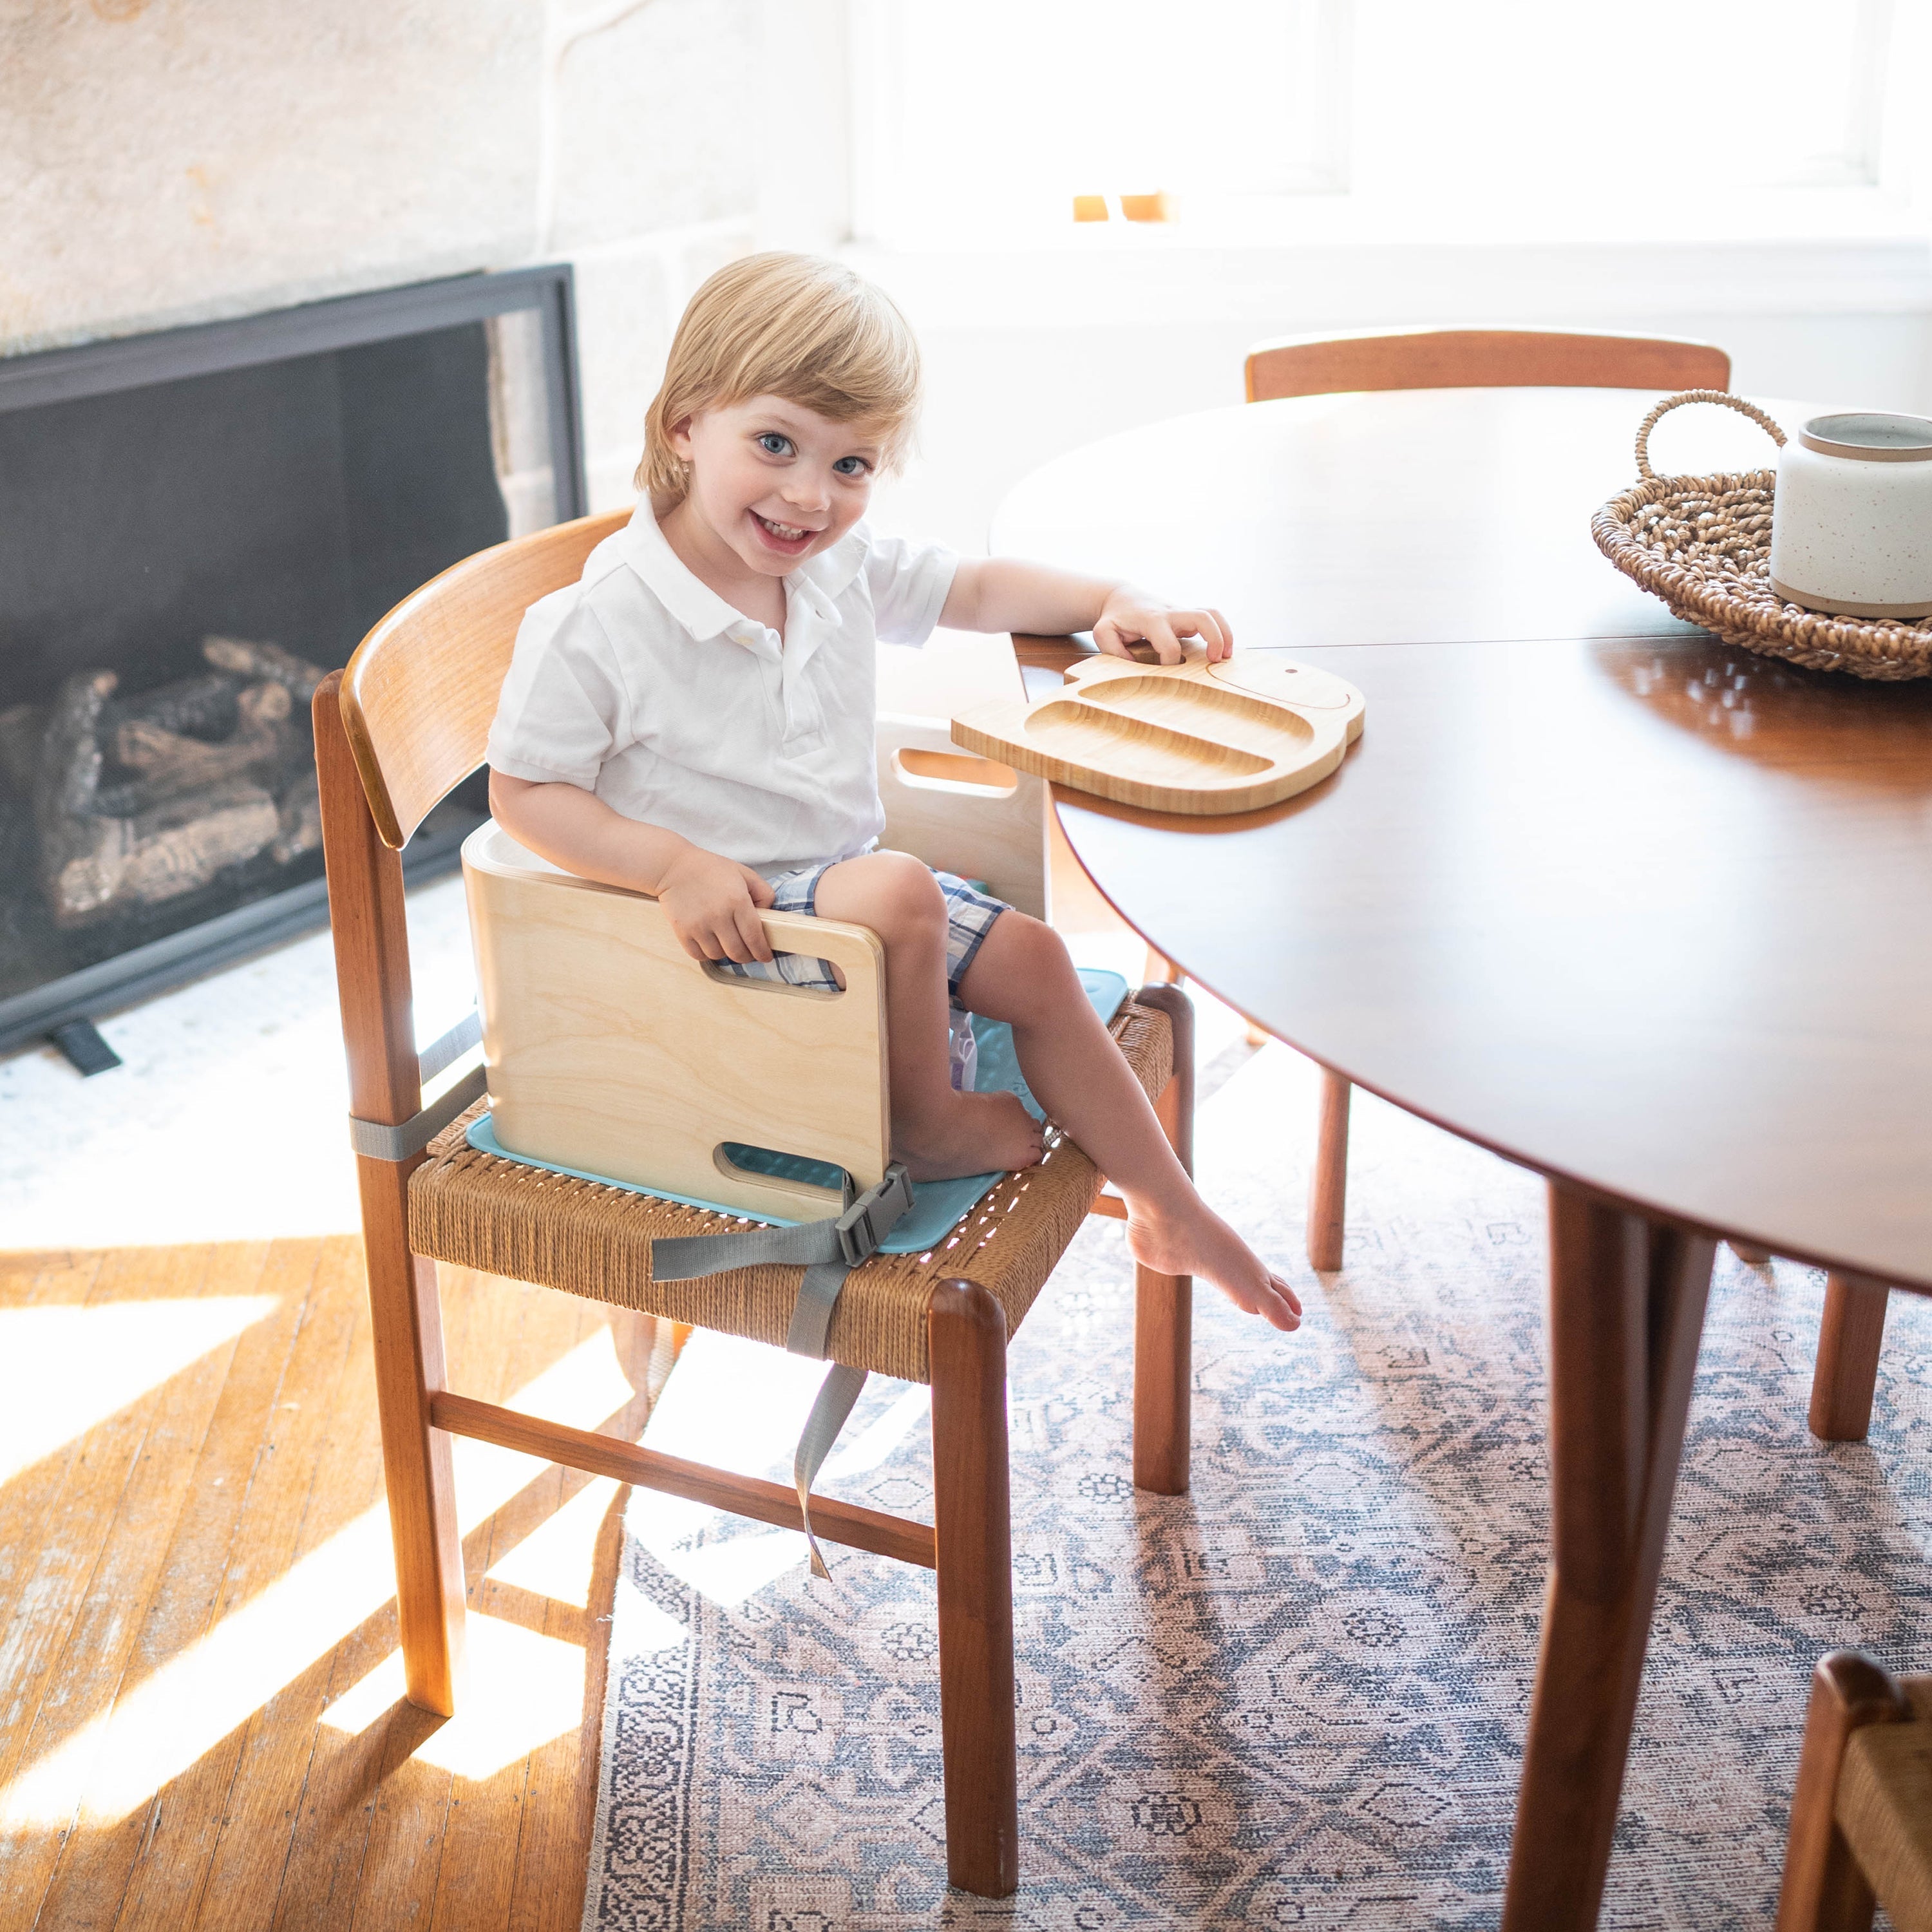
[0, 0, 761, 511]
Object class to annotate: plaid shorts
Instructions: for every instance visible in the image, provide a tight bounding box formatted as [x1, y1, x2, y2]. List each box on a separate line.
[715, 858, 1008, 1008]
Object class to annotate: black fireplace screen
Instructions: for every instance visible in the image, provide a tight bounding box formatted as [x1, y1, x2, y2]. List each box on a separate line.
[0, 267, 585, 1053]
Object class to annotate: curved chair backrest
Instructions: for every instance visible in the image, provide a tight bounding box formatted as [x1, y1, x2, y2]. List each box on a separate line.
[1244, 327, 1731, 404]
[340, 507, 630, 849]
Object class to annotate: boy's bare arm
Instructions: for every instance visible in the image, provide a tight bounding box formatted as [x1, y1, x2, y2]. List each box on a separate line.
[940, 556, 1233, 664]
[488, 772, 775, 963]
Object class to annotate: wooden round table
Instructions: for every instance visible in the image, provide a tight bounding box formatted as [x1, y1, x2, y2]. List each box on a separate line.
[991, 387, 1932, 1929]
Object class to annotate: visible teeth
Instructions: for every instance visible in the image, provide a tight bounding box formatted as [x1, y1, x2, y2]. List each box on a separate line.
[760, 515, 807, 540]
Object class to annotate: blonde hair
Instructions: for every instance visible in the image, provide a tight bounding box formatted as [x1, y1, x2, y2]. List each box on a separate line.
[636, 252, 922, 504]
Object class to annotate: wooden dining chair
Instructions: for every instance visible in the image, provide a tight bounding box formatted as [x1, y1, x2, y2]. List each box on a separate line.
[1239, 327, 1734, 1273]
[1777, 1651, 1932, 1931]
[1244, 325, 1732, 406]
[315, 507, 1198, 1899]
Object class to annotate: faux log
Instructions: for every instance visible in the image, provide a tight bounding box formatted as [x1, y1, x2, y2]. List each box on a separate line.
[203, 635, 326, 701]
[44, 777, 281, 925]
[100, 671, 240, 742]
[101, 683, 296, 812]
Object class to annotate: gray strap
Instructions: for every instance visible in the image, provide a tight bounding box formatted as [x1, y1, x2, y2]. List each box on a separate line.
[787, 1260, 851, 1358]
[651, 1163, 914, 1287]
[795, 1364, 869, 1580]
[417, 1007, 482, 1083]
[650, 1218, 853, 1280]
[347, 1064, 488, 1163]
[649, 1164, 912, 1584]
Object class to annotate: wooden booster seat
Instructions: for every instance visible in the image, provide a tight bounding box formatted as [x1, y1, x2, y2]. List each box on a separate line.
[315, 507, 1197, 1898]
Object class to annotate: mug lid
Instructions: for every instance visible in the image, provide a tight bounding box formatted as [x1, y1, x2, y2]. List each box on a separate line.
[1799, 412, 1932, 464]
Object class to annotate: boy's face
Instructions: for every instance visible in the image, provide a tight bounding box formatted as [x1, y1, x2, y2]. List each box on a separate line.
[669, 395, 884, 578]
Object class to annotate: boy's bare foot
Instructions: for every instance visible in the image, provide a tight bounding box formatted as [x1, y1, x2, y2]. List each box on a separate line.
[1127, 1201, 1302, 1332]
[895, 1089, 1045, 1183]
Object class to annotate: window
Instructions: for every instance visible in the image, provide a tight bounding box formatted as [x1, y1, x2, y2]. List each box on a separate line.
[851, 0, 1915, 246]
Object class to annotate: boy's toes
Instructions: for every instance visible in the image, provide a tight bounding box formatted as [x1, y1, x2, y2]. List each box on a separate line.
[1257, 1273, 1302, 1331]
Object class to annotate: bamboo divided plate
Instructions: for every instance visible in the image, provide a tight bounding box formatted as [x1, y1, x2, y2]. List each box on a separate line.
[951, 649, 1366, 815]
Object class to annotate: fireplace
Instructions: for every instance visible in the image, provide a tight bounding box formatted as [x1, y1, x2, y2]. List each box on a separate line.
[0, 267, 585, 1066]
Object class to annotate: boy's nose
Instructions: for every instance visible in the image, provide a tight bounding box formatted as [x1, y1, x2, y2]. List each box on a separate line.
[781, 473, 832, 515]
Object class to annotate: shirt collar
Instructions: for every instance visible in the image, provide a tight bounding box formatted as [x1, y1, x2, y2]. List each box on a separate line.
[618, 500, 752, 642]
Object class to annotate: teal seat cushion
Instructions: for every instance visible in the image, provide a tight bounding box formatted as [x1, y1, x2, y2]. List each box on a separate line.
[464, 967, 1130, 1255]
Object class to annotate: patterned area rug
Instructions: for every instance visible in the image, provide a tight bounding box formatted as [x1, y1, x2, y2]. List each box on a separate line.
[582, 1039, 1932, 1931]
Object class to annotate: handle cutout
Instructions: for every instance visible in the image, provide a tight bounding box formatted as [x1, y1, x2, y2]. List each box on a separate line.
[715, 1141, 848, 1204]
[892, 746, 1019, 797]
[700, 957, 843, 998]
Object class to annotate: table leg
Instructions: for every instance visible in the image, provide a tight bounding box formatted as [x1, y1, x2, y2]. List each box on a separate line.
[1808, 1273, 1889, 1443]
[1501, 1182, 1717, 1931]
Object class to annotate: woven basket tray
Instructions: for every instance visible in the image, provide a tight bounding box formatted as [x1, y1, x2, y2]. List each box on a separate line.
[1591, 390, 1932, 681]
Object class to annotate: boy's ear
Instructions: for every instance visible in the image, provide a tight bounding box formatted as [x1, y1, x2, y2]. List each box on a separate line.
[667, 413, 696, 459]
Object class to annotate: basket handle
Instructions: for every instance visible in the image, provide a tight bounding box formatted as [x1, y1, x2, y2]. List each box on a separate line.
[1635, 389, 1786, 480]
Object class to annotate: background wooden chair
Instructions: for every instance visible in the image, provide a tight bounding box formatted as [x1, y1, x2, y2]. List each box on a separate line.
[1243, 325, 1732, 406]
[1777, 1651, 1932, 1931]
[316, 507, 1197, 1898]
[1244, 327, 1896, 1451]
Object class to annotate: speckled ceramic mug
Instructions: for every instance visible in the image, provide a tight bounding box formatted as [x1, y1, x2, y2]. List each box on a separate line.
[1768, 411, 1932, 620]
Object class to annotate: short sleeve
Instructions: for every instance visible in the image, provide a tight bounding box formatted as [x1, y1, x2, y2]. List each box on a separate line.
[864, 533, 959, 647]
[486, 590, 629, 789]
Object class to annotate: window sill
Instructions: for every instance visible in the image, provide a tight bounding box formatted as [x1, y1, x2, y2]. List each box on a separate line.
[844, 214, 1932, 330]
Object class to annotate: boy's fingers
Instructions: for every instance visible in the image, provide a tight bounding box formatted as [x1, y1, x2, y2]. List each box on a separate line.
[1197, 609, 1231, 659]
[1174, 608, 1227, 658]
[736, 902, 775, 962]
[1091, 617, 1137, 660]
[1209, 606, 1234, 654]
[740, 866, 777, 907]
[1144, 616, 1184, 664]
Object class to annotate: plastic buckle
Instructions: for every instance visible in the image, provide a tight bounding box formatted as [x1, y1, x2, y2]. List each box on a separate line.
[835, 1162, 914, 1265]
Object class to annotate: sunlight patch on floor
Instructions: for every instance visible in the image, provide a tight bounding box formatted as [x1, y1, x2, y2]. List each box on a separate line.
[0, 1296, 279, 1484]
[319, 1611, 587, 1781]
[485, 1473, 619, 1609]
[622, 1332, 933, 1608]
[0, 1325, 635, 1828]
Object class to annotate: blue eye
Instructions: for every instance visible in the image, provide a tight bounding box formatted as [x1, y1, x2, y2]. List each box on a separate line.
[833, 455, 871, 477]
[757, 432, 793, 457]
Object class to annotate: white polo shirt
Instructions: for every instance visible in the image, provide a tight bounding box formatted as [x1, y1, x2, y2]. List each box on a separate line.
[486, 502, 958, 872]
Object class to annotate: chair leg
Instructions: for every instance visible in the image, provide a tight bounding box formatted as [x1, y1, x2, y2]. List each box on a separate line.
[362, 1176, 467, 1716]
[1132, 981, 1195, 1493]
[929, 1278, 1018, 1898]
[314, 672, 466, 1716]
[1307, 1066, 1350, 1273]
[1775, 1651, 1907, 1932]
[1810, 1273, 1890, 1443]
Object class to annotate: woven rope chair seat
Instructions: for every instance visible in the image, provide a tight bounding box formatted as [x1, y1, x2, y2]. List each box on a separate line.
[410, 999, 1172, 1384]
[1837, 1681, 1932, 1932]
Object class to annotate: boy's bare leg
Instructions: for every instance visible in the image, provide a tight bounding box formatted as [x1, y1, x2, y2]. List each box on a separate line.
[958, 912, 1300, 1331]
[813, 852, 1043, 1181]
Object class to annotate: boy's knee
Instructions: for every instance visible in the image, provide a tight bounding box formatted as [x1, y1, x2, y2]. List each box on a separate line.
[998, 912, 1076, 985]
[853, 851, 945, 933]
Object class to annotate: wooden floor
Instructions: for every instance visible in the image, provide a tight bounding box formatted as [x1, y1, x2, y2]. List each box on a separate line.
[0, 1236, 670, 1931]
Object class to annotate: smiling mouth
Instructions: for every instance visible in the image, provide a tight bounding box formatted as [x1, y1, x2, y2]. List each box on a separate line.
[752, 511, 819, 547]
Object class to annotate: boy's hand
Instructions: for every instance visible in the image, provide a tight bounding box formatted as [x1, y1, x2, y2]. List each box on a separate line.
[656, 848, 777, 965]
[1094, 587, 1234, 665]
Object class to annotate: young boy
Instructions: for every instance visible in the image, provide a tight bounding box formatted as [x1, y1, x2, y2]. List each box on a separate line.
[487, 253, 1299, 1332]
